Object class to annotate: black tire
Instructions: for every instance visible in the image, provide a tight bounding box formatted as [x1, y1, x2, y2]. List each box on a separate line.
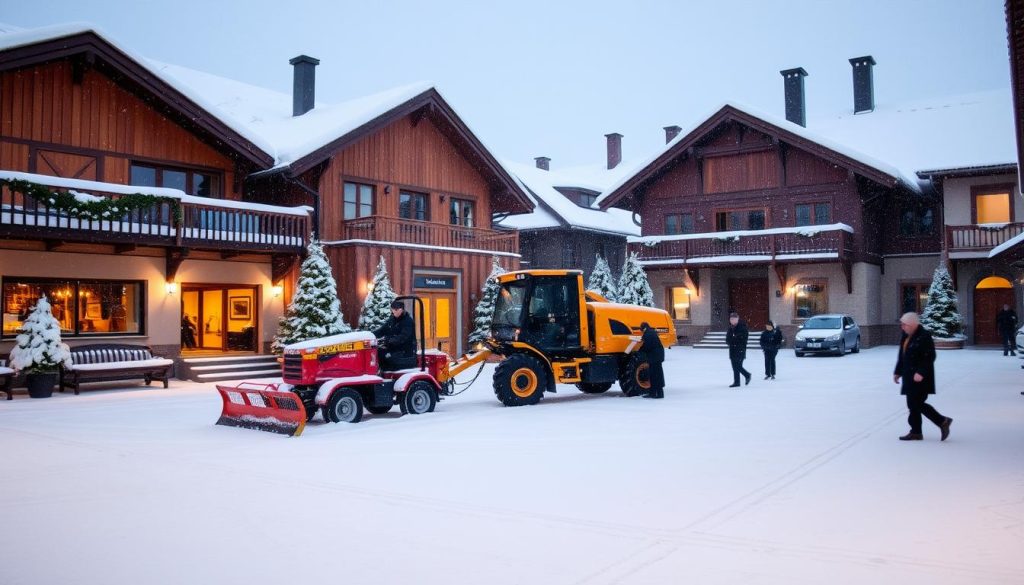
[366, 404, 392, 415]
[577, 382, 613, 394]
[322, 388, 363, 424]
[493, 353, 546, 406]
[303, 398, 318, 422]
[619, 353, 651, 397]
[400, 381, 437, 415]
[795, 351, 805, 357]
[836, 339, 846, 356]
[851, 337, 861, 353]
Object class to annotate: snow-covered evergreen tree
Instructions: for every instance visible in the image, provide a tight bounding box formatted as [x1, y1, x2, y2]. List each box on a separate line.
[586, 254, 618, 302]
[10, 295, 71, 373]
[272, 238, 351, 353]
[617, 252, 654, 307]
[920, 265, 964, 338]
[469, 256, 507, 344]
[358, 256, 397, 332]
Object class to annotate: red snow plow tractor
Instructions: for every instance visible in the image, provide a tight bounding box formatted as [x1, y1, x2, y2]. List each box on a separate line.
[216, 270, 675, 436]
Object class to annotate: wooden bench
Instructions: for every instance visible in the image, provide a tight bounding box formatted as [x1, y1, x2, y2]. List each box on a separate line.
[60, 344, 173, 395]
[0, 359, 13, 400]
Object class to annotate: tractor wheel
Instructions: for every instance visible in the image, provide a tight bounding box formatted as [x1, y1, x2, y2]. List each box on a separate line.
[619, 354, 652, 397]
[400, 381, 437, 415]
[577, 382, 613, 394]
[322, 388, 363, 424]
[493, 353, 546, 406]
[366, 404, 393, 415]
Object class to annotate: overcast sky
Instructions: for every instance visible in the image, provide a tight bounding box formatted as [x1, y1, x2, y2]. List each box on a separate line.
[2, 0, 1012, 169]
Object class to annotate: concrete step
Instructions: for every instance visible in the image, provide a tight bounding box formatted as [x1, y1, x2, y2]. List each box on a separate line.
[177, 355, 281, 382]
[694, 331, 761, 349]
[196, 369, 283, 381]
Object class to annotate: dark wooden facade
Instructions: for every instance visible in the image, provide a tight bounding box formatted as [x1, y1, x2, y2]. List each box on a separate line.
[518, 227, 627, 278]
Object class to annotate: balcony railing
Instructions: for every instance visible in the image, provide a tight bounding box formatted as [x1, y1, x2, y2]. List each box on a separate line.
[946, 223, 1024, 255]
[0, 176, 310, 253]
[628, 224, 853, 265]
[341, 215, 519, 255]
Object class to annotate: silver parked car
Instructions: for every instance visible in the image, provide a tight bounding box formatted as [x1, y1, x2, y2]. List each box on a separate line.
[794, 314, 861, 356]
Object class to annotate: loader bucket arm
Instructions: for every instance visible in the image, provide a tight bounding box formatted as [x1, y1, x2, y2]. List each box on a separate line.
[442, 348, 493, 382]
[215, 382, 307, 437]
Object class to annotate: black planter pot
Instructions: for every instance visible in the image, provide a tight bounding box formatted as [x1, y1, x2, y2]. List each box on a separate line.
[26, 373, 57, 398]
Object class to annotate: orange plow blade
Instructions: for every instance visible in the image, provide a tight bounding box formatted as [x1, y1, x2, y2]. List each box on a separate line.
[215, 382, 307, 437]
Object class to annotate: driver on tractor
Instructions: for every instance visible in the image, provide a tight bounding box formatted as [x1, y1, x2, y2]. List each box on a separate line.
[374, 299, 417, 371]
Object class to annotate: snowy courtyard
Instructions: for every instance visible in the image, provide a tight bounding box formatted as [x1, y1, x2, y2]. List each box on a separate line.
[1, 346, 1022, 585]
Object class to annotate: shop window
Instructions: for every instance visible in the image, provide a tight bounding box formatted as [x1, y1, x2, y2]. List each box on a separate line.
[2, 277, 144, 338]
[793, 281, 827, 319]
[900, 283, 930, 314]
[667, 287, 691, 320]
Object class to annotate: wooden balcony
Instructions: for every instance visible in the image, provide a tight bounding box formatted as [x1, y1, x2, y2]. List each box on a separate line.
[0, 179, 310, 254]
[946, 223, 1024, 258]
[340, 215, 519, 255]
[628, 225, 853, 266]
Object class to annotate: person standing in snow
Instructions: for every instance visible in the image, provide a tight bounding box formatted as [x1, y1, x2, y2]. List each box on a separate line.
[374, 300, 416, 370]
[759, 320, 782, 380]
[995, 303, 1018, 356]
[638, 322, 665, 399]
[893, 312, 952, 441]
[726, 312, 751, 387]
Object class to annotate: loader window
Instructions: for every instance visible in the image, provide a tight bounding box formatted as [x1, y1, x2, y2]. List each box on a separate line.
[526, 278, 581, 350]
[494, 282, 527, 327]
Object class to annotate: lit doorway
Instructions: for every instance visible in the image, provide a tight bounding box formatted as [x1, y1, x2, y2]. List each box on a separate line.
[181, 285, 259, 352]
[412, 273, 459, 355]
[973, 276, 1015, 345]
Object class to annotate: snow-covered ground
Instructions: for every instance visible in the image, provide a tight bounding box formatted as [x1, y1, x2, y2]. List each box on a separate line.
[1, 347, 1022, 585]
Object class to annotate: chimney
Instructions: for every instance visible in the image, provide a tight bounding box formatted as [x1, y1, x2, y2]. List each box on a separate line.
[534, 156, 550, 171]
[664, 125, 682, 144]
[779, 67, 808, 127]
[605, 133, 623, 169]
[289, 55, 320, 117]
[849, 55, 876, 114]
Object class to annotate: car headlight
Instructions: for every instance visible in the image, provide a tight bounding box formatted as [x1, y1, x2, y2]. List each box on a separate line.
[827, 334, 841, 341]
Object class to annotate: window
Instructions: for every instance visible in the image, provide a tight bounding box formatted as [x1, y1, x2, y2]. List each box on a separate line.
[344, 182, 374, 219]
[2, 277, 144, 338]
[667, 287, 691, 320]
[972, 185, 1014, 224]
[450, 198, 475, 227]
[901, 283, 930, 314]
[793, 281, 827, 319]
[130, 163, 220, 198]
[580, 193, 597, 207]
[795, 203, 831, 226]
[899, 206, 934, 237]
[397, 190, 427, 221]
[715, 208, 766, 231]
[665, 213, 694, 235]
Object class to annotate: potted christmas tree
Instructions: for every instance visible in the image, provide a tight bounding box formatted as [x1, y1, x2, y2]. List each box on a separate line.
[920, 264, 966, 349]
[9, 295, 72, 398]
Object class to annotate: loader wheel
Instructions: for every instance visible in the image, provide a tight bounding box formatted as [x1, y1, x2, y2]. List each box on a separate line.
[400, 381, 437, 415]
[493, 354, 545, 406]
[323, 388, 363, 424]
[366, 405, 393, 415]
[577, 382, 613, 394]
[619, 354, 652, 397]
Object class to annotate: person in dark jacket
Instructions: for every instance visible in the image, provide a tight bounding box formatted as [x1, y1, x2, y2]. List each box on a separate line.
[638, 322, 665, 399]
[374, 300, 416, 370]
[726, 312, 751, 387]
[181, 314, 198, 349]
[759, 320, 783, 380]
[995, 304, 1018, 356]
[894, 312, 952, 441]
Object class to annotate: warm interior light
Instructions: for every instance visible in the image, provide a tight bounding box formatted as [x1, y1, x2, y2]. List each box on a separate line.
[271, 284, 284, 298]
[165, 282, 177, 295]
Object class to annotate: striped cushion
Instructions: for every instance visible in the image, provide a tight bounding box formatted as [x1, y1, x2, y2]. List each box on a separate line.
[70, 347, 153, 365]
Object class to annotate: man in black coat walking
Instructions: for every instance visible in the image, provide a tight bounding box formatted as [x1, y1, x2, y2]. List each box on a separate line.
[894, 312, 952, 441]
[638, 322, 665, 399]
[759, 320, 783, 380]
[374, 300, 416, 370]
[995, 303, 1018, 356]
[726, 312, 751, 387]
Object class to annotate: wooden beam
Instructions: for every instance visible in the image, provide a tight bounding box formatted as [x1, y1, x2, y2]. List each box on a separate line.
[772, 262, 786, 290]
[45, 240, 66, 251]
[683, 268, 700, 296]
[220, 250, 242, 259]
[410, 104, 432, 127]
[166, 247, 189, 283]
[842, 258, 853, 294]
[272, 253, 301, 284]
[114, 243, 137, 254]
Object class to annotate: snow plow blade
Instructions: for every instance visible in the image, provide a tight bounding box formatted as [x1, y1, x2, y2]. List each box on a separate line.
[215, 383, 307, 437]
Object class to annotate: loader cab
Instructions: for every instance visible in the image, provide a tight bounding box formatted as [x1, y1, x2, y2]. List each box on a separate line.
[492, 271, 586, 355]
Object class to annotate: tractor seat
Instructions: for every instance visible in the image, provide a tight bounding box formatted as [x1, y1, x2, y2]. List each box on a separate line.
[382, 354, 418, 371]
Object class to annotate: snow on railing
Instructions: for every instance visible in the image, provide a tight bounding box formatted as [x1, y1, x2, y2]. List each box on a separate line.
[628, 223, 853, 264]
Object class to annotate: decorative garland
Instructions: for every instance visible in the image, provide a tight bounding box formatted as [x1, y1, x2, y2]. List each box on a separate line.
[0, 178, 182, 224]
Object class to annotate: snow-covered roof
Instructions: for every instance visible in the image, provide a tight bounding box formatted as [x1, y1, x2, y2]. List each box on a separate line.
[499, 161, 639, 236]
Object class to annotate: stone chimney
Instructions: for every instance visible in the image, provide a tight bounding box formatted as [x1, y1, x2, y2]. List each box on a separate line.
[534, 156, 550, 171]
[289, 55, 320, 117]
[779, 67, 808, 127]
[664, 125, 682, 144]
[605, 133, 623, 169]
[849, 55, 876, 114]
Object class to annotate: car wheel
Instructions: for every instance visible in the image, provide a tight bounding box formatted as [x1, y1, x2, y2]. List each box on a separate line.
[836, 339, 846, 356]
[795, 351, 804, 357]
[851, 337, 860, 353]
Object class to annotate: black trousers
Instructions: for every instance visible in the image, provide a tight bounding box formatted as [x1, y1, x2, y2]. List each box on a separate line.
[763, 349, 778, 377]
[906, 392, 945, 434]
[730, 356, 750, 384]
[1001, 331, 1016, 354]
